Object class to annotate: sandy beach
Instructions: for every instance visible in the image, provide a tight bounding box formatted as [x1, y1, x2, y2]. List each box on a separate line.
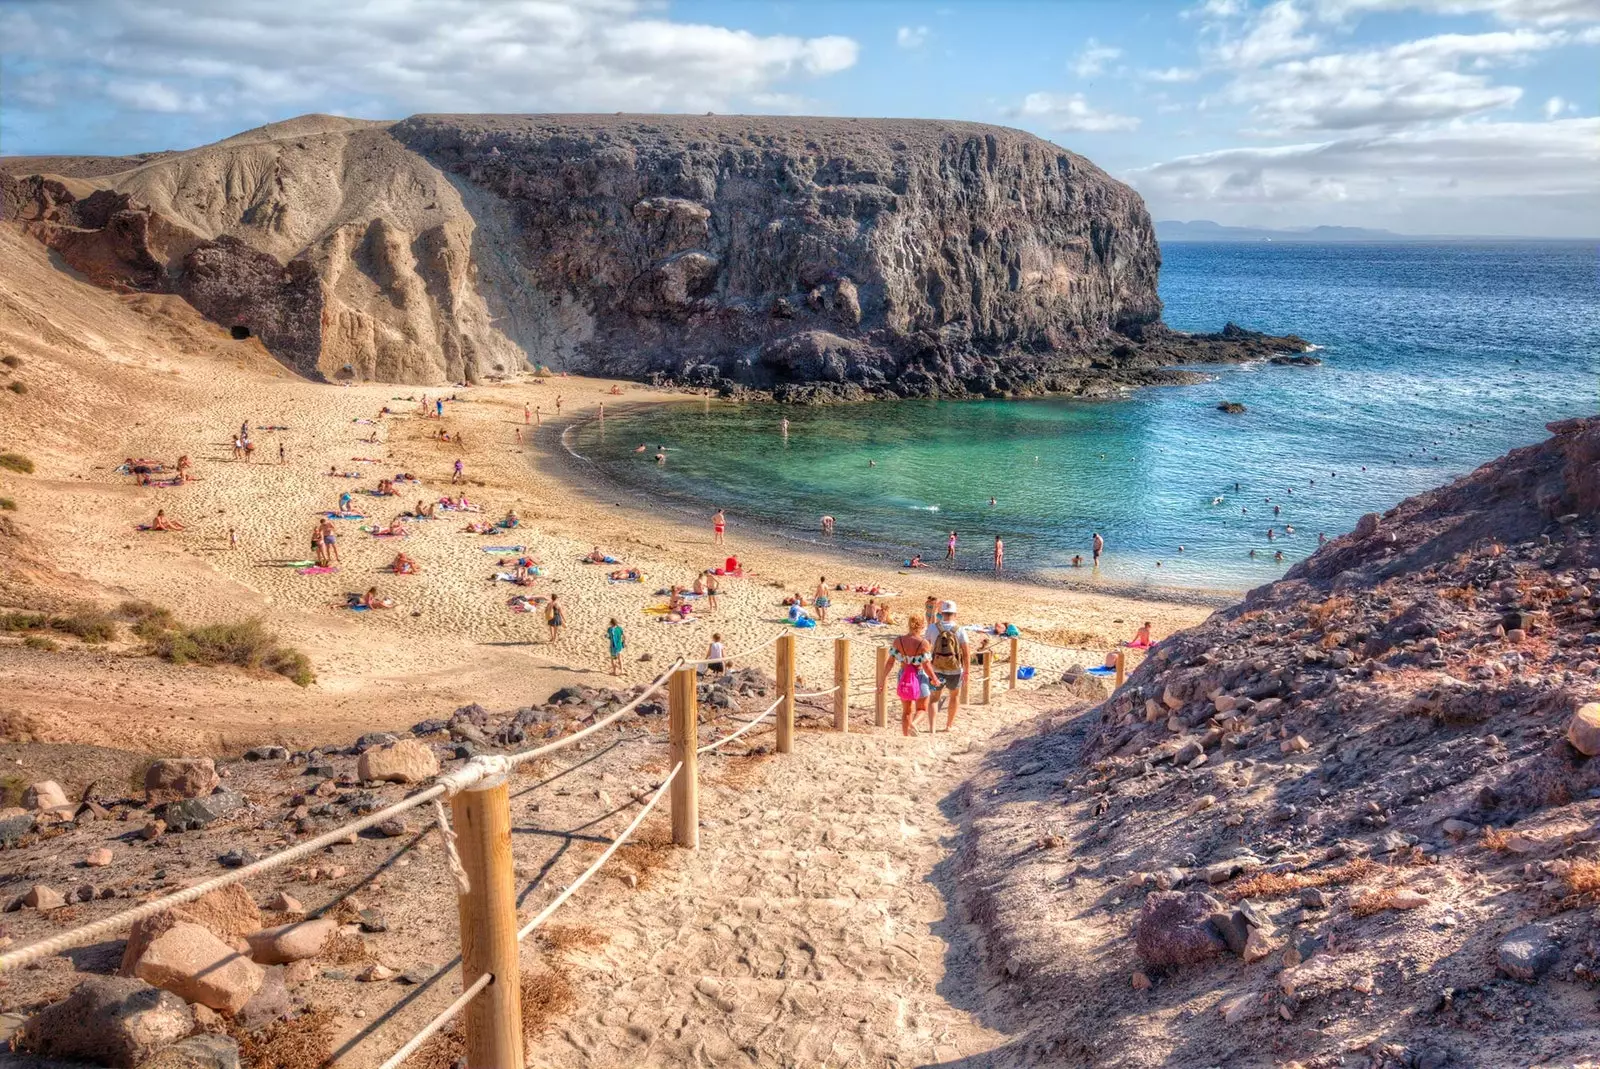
[0, 225, 1209, 754]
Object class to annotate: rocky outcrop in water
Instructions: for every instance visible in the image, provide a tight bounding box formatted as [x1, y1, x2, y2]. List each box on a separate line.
[2, 114, 1307, 391]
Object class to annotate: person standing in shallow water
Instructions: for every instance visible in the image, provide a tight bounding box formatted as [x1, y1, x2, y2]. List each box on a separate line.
[946, 531, 958, 560]
[1092, 532, 1104, 565]
[993, 536, 1004, 573]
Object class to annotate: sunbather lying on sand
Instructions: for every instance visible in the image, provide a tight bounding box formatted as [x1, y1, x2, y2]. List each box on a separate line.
[608, 568, 642, 582]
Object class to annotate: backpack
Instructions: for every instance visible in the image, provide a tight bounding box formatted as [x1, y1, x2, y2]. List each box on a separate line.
[931, 625, 962, 673]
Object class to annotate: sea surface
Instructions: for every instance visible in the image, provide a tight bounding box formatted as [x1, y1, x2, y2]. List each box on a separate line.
[569, 241, 1599, 593]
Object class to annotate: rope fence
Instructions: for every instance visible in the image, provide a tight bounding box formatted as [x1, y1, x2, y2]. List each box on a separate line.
[0, 618, 1136, 1068]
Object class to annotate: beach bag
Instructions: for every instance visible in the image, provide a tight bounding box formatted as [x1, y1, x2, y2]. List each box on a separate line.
[896, 665, 921, 702]
[931, 625, 962, 674]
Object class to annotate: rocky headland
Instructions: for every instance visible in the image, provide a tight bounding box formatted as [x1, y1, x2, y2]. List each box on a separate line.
[2, 113, 1306, 396]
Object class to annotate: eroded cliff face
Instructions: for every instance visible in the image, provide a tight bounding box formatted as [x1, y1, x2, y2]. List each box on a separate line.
[1, 113, 1295, 391]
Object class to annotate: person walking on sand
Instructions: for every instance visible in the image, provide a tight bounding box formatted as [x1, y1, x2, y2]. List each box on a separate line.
[713, 509, 726, 545]
[993, 535, 1004, 573]
[704, 634, 726, 674]
[606, 617, 625, 675]
[228, 527, 238, 551]
[435, 398, 444, 419]
[1092, 531, 1104, 565]
[813, 576, 831, 623]
[555, 395, 563, 415]
[524, 405, 531, 426]
[278, 441, 285, 464]
[924, 600, 968, 731]
[881, 614, 934, 737]
[545, 594, 564, 643]
[703, 570, 719, 611]
[452, 458, 464, 484]
[946, 531, 958, 561]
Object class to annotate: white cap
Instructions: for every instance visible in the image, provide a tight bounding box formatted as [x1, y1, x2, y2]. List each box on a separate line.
[939, 600, 957, 614]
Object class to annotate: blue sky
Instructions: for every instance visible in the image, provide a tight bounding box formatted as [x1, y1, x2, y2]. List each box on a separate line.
[3, 0, 1597, 234]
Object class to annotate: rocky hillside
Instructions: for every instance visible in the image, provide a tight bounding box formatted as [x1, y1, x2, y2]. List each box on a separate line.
[1, 113, 1304, 391]
[955, 417, 1600, 1067]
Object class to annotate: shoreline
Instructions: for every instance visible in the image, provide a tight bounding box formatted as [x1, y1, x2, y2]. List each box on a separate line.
[546, 402, 1248, 611]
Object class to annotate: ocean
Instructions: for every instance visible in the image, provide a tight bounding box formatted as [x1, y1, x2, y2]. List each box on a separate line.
[568, 241, 1599, 593]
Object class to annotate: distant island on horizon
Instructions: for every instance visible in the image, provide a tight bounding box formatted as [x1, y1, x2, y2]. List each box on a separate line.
[1154, 219, 1593, 243]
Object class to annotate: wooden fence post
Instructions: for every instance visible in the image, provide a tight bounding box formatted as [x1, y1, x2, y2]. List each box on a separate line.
[451, 776, 525, 1069]
[1008, 637, 1019, 690]
[981, 651, 993, 705]
[1115, 649, 1127, 689]
[669, 666, 699, 849]
[960, 649, 971, 705]
[776, 634, 796, 754]
[833, 637, 850, 732]
[874, 646, 889, 728]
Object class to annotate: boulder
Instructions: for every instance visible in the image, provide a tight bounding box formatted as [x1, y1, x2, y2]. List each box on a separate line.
[134, 921, 264, 1014]
[20, 977, 193, 1068]
[357, 738, 439, 784]
[1136, 891, 1227, 966]
[120, 884, 263, 974]
[1566, 702, 1600, 757]
[246, 917, 337, 965]
[86, 847, 115, 867]
[20, 884, 65, 911]
[144, 758, 220, 803]
[22, 780, 70, 813]
[0, 809, 36, 845]
[1497, 923, 1560, 981]
[161, 788, 246, 831]
[142, 1034, 242, 1069]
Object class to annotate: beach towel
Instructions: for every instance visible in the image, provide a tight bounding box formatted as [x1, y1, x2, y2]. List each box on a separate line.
[296, 566, 338, 575]
[480, 545, 525, 553]
[580, 556, 619, 564]
[327, 472, 361, 478]
[255, 425, 289, 431]
[1086, 665, 1116, 676]
[351, 457, 381, 463]
[282, 560, 317, 567]
[325, 512, 365, 520]
[352, 418, 378, 425]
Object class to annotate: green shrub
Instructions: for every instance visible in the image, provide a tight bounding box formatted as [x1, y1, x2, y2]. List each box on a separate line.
[0, 355, 19, 370]
[5, 382, 24, 395]
[51, 609, 118, 643]
[119, 600, 177, 637]
[156, 618, 314, 686]
[22, 635, 58, 651]
[0, 498, 14, 511]
[0, 454, 33, 474]
[0, 611, 49, 632]
[0, 773, 26, 808]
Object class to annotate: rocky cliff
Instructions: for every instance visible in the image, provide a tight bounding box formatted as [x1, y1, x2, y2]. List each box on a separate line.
[1, 113, 1304, 390]
[955, 417, 1600, 1066]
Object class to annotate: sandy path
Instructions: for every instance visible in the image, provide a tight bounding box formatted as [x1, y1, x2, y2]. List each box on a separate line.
[518, 685, 1063, 1067]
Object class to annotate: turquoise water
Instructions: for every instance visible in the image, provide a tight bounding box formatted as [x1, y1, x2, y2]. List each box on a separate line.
[571, 241, 1599, 592]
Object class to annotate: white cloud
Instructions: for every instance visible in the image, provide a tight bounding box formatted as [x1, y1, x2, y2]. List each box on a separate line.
[0, 0, 861, 124]
[1143, 66, 1203, 81]
[1544, 93, 1576, 115]
[1071, 38, 1123, 77]
[896, 25, 930, 50]
[1127, 117, 1600, 233]
[1207, 0, 1321, 68]
[1008, 91, 1142, 132]
[1222, 28, 1578, 132]
[1315, 0, 1600, 25]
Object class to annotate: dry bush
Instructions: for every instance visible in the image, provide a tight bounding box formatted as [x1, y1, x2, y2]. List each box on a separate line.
[1319, 631, 1346, 650]
[1440, 587, 1477, 606]
[1481, 826, 1513, 851]
[1227, 858, 1376, 901]
[1563, 859, 1600, 896]
[1351, 888, 1405, 918]
[0, 453, 33, 474]
[1306, 595, 1352, 629]
[537, 924, 609, 955]
[155, 618, 314, 686]
[1040, 627, 1105, 649]
[319, 932, 370, 965]
[613, 823, 675, 890]
[232, 1006, 335, 1069]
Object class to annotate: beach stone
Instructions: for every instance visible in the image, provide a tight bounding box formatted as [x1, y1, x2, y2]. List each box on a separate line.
[359, 964, 395, 982]
[0, 810, 36, 845]
[1566, 702, 1600, 756]
[86, 847, 114, 867]
[1300, 887, 1328, 910]
[1387, 888, 1429, 910]
[234, 967, 290, 1032]
[144, 759, 220, 803]
[354, 732, 399, 752]
[139, 819, 166, 841]
[358, 739, 439, 784]
[1354, 513, 1381, 538]
[265, 892, 304, 914]
[246, 917, 337, 964]
[218, 848, 258, 869]
[1130, 970, 1151, 990]
[20, 977, 193, 1068]
[22, 780, 70, 813]
[358, 908, 387, 933]
[1136, 891, 1227, 967]
[15, 884, 64, 911]
[120, 884, 263, 974]
[1209, 911, 1251, 956]
[142, 1034, 241, 1069]
[1497, 923, 1560, 981]
[161, 788, 245, 831]
[134, 921, 264, 1014]
[243, 746, 288, 762]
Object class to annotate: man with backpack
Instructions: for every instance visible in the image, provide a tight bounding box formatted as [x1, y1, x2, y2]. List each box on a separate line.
[923, 599, 968, 731]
